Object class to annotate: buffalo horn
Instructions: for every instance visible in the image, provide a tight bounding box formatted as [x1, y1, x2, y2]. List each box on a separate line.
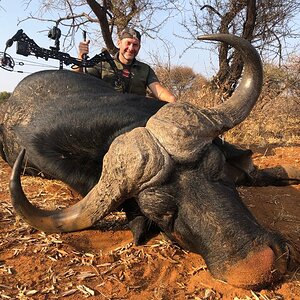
[10, 128, 172, 232]
[198, 34, 263, 128]
[146, 34, 263, 162]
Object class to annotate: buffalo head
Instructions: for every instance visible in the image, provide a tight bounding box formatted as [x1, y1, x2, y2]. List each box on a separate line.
[8, 34, 291, 289]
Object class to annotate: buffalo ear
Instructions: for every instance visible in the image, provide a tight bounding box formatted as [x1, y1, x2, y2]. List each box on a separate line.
[137, 189, 178, 233]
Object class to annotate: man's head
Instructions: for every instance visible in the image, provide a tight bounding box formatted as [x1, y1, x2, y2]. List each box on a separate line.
[118, 28, 141, 65]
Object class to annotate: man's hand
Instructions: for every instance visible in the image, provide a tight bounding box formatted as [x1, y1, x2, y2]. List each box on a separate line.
[73, 40, 90, 73]
[78, 40, 90, 60]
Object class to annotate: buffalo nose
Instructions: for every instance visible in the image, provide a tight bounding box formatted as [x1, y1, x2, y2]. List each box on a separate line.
[223, 246, 286, 290]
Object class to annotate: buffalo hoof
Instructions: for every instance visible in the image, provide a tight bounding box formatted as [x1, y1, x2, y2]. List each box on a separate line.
[221, 246, 288, 290]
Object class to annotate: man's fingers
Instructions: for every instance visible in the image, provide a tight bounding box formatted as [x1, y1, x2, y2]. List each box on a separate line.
[79, 40, 90, 55]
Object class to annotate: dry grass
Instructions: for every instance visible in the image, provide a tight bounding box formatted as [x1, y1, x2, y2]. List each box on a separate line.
[185, 86, 300, 147]
[224, 114, 299, 146]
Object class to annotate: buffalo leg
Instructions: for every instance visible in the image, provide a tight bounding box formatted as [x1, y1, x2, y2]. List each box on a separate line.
[122, 198, 159, 245]
[248, 166, 300, 186]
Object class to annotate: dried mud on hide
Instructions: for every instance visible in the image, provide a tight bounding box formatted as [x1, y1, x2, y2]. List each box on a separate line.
[0, 147, 299, 300]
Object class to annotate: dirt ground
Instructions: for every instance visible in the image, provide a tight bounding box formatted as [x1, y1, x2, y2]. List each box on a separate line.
[0, 146, 299, 300]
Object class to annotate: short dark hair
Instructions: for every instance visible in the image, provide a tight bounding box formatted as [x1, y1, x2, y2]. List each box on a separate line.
[119, 28, 141, 41]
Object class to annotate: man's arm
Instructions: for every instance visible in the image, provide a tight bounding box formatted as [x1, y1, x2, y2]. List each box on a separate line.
[148, 82, 176, 103]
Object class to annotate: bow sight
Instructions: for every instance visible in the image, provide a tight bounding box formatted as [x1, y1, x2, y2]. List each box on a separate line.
[1, 27, 114, 72]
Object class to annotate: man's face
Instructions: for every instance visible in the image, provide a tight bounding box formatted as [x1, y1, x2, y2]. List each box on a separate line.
[118, 37, 141, 65]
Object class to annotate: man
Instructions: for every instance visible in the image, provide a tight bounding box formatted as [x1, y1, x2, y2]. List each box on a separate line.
[76, 27, 175, 103]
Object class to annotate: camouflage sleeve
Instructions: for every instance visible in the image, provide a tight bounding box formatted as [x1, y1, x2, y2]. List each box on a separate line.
[86, 64, 102, 78]
[147, 66, 160, 85]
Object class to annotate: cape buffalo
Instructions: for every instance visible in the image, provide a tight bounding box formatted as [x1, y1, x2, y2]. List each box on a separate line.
[0, 34, 298, 290]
